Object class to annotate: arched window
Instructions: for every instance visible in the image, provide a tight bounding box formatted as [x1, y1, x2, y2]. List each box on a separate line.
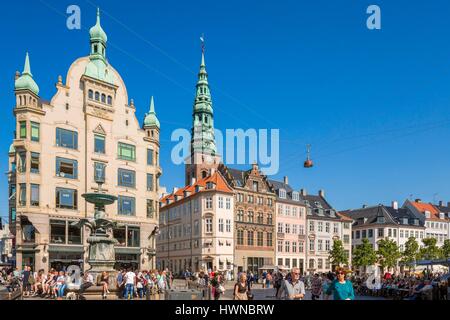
[88, 90, 93, 99]
[101, 94, 106, 103]
[107, 96, 112, 105]
[94, 44, 98, 53]
[95, 92, 100, 101]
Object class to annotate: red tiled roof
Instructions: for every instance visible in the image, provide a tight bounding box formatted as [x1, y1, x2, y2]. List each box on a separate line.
[160, 171, 233, 206]
[409, 201, 446, 221]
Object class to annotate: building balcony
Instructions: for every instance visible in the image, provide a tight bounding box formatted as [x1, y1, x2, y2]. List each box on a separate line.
[13, 139, 28, 151]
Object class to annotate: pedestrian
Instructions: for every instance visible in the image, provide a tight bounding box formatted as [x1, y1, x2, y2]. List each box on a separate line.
[211, 272, 225, 300]
[311, 274, 323, 300]
[124, 268, 136, 300]
[22, 265, 32, 297]
[79, 272, 94, 299]
[100, 271, 110, 299]
[234, 273, 250, 300]
[326, 268, 355, 300]
[277, 267, 305, 300]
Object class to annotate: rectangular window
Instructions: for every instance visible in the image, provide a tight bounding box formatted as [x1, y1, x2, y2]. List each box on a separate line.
[309, 240, 315, 251]
[252, 181, 258, 192]
[362, 230, 367, 238]
[147, 149, 154, 165]
[318, 259, 323, 269]
[114, 226, 126, 246]
[267, 232, 273, 247]
[56, 128, 78, 149]
[344, 234, 350, 244]
[68, 221, 82, 244]
[356, 230, 360, 239]
[368, 229, 374, 238]
[292, 224, 298, 234]
[194, 220, 199, 235]
[18, 152, 26, 173]
[237, 230, 244, 245]
[309, 221, 315, 232]
[247, 231, 254, 246]
[226, 198, 231, 210]
[325, 240, 331, 251]
[19, 121, 27, 139]
[257, 232, 263, 246]
[118, 169, 136, 188]
[318, 222, 323, 232]
[292, 241, 297, 253]
[145, 173, 154, 191]
[206, 198, 213, 209]
[299, 241, 304, 253]
[50, 220, 66, 244]
[118, 196, 135, 216]
[334, 223, 339, 233]
[218, 197, 224, 209]
[30, 152, 40, 174]
[378, 228, 384, 237]
[226, 219, 231, 232]
[56, 157, 78, 179]
[219, 219, 224, 232]
[147, 199, 154, 218]
[56, 188, 77, 210]
[31, 122, 40, 142]
[118, 142, 136, 161]
[278, 240, 283, 252]
[325, 222, 330, 233]
[94, 162, 106, 183]
[318, 239, 323, 251]
[94, 135, 105, 154]
[206, 218, 213, 233]
[19, 183, 26, 206]
[10, 207, 16, 222]
[30, 184, 39, 206]
[285, 241, 290, 253]
[127, 227, 140, 247]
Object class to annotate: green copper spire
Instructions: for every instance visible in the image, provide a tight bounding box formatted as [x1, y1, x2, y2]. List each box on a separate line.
[15, 52, 39, 95]
[144, 96, 160, 129]
[191, 38, 216, 156]
[85, 8, 114, 84]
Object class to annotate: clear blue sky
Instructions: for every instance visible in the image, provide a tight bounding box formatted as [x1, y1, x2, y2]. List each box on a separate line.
[1, 0, 450, 220]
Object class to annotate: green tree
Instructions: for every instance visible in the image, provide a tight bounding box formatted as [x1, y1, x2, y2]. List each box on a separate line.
[441, 239, 450, 259]
[329, 239, 348, 268]
[352, 238, 377, 271]
[401, 237, 419, 271]
[377, 238, 401, 272]
[419, 238, 441, 260]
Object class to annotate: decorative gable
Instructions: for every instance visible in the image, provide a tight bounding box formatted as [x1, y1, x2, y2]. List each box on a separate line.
[93, 124, 106, 135]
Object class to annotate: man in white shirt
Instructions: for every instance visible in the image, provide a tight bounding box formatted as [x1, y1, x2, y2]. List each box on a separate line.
[124, 269, 136, 300]
[79, 272, 94, 298]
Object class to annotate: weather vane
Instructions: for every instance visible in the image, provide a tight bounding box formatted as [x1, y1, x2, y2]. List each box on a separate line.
[200, 33, 205, 54]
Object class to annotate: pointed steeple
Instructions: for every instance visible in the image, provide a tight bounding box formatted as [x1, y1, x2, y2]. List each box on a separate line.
[15, 52, 39, 95]
[144, 96, 160, 129]
[23, 52, 32, 76]
[190, 36, 216, 156]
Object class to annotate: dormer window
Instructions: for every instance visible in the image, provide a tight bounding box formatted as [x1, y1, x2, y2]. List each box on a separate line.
[292, 192, 299, 201]
[377, 216, 385, 223]
[402, 218, 409, 225]
[252, 181, 258, 192]
[279, 189, 286, 199]
[206, 182, 214, 190]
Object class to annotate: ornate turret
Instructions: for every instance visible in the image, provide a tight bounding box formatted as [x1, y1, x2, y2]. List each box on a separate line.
[144, 96, 160, 144]
[15, 52, 39, 95]
[144, 96, 160, 129]
[84, 8, 114, 84]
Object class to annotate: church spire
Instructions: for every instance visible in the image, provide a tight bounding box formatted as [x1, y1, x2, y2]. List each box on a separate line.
[89, 7, 108, 61]
[144, 96, 160, 129]
[190, 36, 216, 156]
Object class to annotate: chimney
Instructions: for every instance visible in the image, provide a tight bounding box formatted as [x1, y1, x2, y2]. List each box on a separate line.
[319, 190, 325, 198]
[415, 199, 421, 203]
[392, 201, 398, 210]
[300, 189, 307, 196]
[362, 204, 367, 209]
[284, 176, 289, 185]
[191, 177, 197, 186]
[173, 187, 179, 194]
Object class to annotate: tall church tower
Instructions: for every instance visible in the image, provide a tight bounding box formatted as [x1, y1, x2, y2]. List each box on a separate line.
[185, 41, 221, 185]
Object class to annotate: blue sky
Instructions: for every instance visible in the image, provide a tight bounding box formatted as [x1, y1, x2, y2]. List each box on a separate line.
[1, 0, 450, 220]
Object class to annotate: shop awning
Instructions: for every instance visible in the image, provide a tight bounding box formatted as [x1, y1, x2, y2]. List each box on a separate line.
[115, 247, 140, 255]
[48, 246, 84, 253]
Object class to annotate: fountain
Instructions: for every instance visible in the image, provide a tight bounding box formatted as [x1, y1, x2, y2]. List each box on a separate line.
[71, 175, 121, 296]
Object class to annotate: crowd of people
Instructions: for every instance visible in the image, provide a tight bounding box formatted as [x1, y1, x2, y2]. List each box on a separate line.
[2, 265, 448, 300]
[353, 271, 449, 300]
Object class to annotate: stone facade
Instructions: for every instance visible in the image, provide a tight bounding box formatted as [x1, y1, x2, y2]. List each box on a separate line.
[8, 11, 161, 272]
